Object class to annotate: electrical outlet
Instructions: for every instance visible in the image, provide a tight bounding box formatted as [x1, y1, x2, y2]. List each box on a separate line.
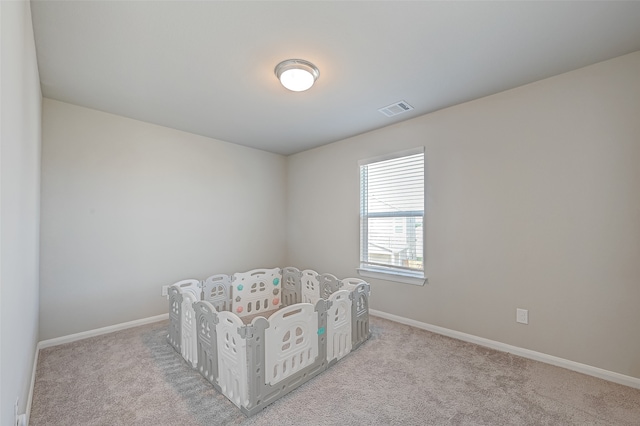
[161, 285, 169, 297]
[516, 308, 529, 324]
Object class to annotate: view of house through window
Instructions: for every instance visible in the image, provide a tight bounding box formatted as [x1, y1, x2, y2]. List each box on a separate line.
[359, 148, 424, 278]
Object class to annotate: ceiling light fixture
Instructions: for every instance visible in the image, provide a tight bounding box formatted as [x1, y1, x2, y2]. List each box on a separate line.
[275, 59, 319, 92]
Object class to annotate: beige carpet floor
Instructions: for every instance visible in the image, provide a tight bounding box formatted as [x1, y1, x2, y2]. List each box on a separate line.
[30, 316, 640, 425]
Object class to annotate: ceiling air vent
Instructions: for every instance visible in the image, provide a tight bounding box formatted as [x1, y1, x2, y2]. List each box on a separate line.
[378, 100, 414, 117]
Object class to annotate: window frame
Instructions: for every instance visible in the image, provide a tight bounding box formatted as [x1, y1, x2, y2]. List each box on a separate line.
[357, 147, 427, 286]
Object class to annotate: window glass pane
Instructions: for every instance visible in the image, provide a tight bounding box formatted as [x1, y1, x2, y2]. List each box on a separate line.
[366, 216, 423, 270]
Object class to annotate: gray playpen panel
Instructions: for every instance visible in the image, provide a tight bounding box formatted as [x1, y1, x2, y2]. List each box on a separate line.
[167, 287, 183, 353]
[350, 282, 371, 350]
[318, 273, 341, 299]
[194, 301, 219, 386]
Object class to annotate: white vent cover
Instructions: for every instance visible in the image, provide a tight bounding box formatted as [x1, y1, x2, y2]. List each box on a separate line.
[378, 100, 414, 117]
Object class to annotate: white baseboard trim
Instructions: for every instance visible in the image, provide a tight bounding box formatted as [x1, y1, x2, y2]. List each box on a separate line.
[369, 309, 640, 390]
[38, 313, 169, 349]
[27, 313, 169, 424]
[26, 340, 39, 425]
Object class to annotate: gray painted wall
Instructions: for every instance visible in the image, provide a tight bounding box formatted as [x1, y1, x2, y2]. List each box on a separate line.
[286, 52, 640, 379]
[39, 99, 287, 340]
[0, 0, 42, 423]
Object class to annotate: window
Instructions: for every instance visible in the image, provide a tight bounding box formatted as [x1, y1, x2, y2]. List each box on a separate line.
[358, 147, 425, 285]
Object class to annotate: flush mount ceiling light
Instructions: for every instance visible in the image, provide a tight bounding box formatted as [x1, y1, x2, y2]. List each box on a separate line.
[275, 59, 320, 92]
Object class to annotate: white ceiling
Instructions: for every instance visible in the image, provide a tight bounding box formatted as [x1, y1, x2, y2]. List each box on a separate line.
[31, 1, 640, 156]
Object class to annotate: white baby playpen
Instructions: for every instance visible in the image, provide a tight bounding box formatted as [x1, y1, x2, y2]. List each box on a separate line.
[166, 267, 371, 416]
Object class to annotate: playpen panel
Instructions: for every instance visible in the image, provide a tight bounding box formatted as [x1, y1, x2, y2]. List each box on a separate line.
[282, 267, 302, 306]
[318, 273, 342, 299]
[233, 268, 282, 318]
[341, 277, 367, 290]
[216, 311, 249, 407]
[174, 279, 201, 299]
[203, 274, 232, 312]
[350, 282, 371, 349]
[301, 269, 320, 305]
[181, 292, 199, 368]
[167, 279, 200, 352]
[265, 303, 318, 385]
[194, 301, 218, 384]
[167, 287, 182, 351]
[326, 290, 352, 362]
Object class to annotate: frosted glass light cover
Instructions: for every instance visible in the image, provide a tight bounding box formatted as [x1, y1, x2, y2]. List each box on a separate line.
[280, 68, 315, 92]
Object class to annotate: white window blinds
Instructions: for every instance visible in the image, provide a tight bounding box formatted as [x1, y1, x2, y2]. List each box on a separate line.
[359, 148, 424, 276]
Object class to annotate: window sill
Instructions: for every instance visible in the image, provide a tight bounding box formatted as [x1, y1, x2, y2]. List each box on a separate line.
[357, 268, 427, 286]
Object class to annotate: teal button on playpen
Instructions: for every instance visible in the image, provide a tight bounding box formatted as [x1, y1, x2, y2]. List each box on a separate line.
[317, 327, 325, 335]
[273, 278, 280, 285]
[237, 284, 243, 291]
